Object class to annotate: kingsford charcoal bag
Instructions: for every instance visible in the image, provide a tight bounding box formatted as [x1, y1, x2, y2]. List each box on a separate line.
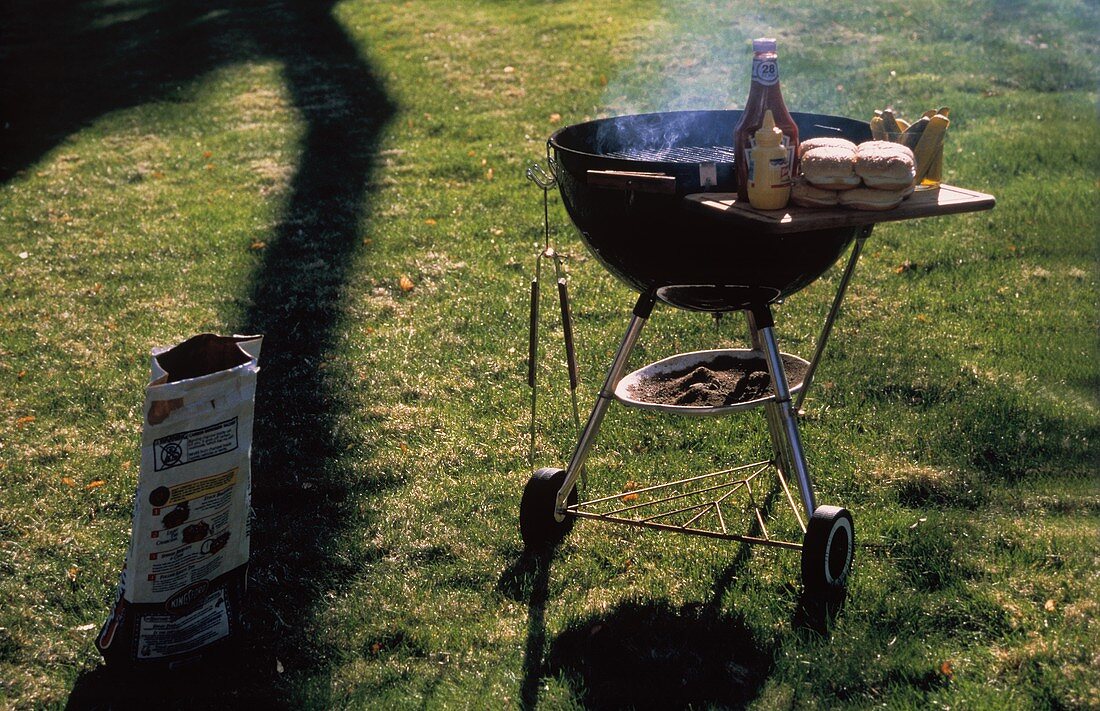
[97, 334, 261, 669]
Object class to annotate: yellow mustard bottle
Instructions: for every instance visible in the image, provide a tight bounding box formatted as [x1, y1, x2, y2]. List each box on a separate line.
[746, 109, 792, 210]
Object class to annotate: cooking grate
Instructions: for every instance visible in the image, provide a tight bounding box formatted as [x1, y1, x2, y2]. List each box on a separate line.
[604, 145, 739, 163]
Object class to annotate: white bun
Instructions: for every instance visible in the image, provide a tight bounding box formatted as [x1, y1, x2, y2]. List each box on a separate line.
[801, 146, 858, 190]
[798, 137, 858, 158]
[855, 141, 916, 190]
[857, 140, 916, 157]
[861, 174, 916, 190]
[806, 174, 861, 189]
[791, 179, 839, 207]
[839, 186, 904, 211]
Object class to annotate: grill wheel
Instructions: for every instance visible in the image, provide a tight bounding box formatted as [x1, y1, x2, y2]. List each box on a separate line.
[520, 467, 578, 550]
[801, 505, 855, 591]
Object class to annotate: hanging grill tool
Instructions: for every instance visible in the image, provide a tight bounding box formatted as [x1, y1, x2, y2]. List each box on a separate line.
[525, 158, 582, 480]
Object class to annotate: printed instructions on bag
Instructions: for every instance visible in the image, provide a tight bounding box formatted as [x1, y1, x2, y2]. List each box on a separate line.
[123, 336, 260, 606]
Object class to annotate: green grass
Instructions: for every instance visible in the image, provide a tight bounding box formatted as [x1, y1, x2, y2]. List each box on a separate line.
[1, 0, 1098, 708]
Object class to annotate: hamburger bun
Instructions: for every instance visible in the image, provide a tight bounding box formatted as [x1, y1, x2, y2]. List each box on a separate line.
[800, 145, 860, 190]
[855, 140, 916, 190]
[798, 136, 858, 158]
[838, 186, 906, 211]
[791, 178, 839, 208]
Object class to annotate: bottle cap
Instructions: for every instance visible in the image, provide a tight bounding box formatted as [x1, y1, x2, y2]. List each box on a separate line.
[754, 110, 783, 147]
[753, 38, 777, 53]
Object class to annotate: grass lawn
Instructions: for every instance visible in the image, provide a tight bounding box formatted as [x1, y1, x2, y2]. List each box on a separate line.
[1, 0, 1097, 708]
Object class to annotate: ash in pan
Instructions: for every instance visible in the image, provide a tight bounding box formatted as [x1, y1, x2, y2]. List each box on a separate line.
[628, 355, 807, 408]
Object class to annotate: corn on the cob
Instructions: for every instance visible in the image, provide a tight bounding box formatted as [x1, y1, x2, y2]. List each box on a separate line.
[901, 116, 930, 149]
[881, 109, 903, 136]
[912, 113, 950, 182]
[870, 116, 886, 140]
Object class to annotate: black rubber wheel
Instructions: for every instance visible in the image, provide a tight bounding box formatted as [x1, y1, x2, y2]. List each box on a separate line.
[520, 467, 578, 550]
[801, 505, 854, 592]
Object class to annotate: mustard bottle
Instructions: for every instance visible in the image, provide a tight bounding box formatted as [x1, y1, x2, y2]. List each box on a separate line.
[746, 109, 792, 210]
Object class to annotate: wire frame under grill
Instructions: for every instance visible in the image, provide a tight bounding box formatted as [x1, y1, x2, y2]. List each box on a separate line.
[604, 145, 739, 163]
[567, 460, 808, 548]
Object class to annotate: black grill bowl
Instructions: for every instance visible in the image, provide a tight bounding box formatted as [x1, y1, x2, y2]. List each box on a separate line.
[549, 110, 871, 311]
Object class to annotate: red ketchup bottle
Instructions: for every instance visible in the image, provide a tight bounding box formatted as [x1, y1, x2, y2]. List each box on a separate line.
[734, 38, 799, 201]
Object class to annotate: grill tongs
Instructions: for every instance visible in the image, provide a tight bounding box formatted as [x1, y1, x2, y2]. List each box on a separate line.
[525, 159, 582, 470]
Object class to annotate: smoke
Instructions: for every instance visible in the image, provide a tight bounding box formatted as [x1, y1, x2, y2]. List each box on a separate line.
[589, 4, 784, 152]
[597, 4, 777, 117]
[593, 112, 694, 154]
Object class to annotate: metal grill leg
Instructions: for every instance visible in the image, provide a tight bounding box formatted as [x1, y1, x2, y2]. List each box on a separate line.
[748, 315, 793, 481]
[747, 306, 816, 519]
[795, 225, 872, 414]
[554, 291, 656, 519]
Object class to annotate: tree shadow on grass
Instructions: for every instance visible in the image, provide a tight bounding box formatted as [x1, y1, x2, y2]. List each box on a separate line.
[498, 550, 555, 710]
[2, 0, 231, 180]
[5, 1, 396, 707]
[234, 0, 396, 702]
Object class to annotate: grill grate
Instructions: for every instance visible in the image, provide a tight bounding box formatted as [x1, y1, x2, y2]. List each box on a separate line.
[604, 145, 739, 164]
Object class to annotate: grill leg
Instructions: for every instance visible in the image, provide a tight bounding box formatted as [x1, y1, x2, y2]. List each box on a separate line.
[794, 224, 872, 414]
[554, 290, 657, 520]
[748, 313, 797, 504]
[747, 305, 816, 519]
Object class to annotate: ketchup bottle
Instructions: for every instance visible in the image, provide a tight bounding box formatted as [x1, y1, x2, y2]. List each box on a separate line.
[734, 38, 798, 201]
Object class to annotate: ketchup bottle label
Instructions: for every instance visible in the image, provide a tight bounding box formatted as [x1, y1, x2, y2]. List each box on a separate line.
[752, 58, 779, 86]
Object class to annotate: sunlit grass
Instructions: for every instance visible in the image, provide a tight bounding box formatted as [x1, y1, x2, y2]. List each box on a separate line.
[1, 0, 1097, 708]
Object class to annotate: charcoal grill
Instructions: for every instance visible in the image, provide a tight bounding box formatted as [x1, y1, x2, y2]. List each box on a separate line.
[519, 109, 994, 592]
